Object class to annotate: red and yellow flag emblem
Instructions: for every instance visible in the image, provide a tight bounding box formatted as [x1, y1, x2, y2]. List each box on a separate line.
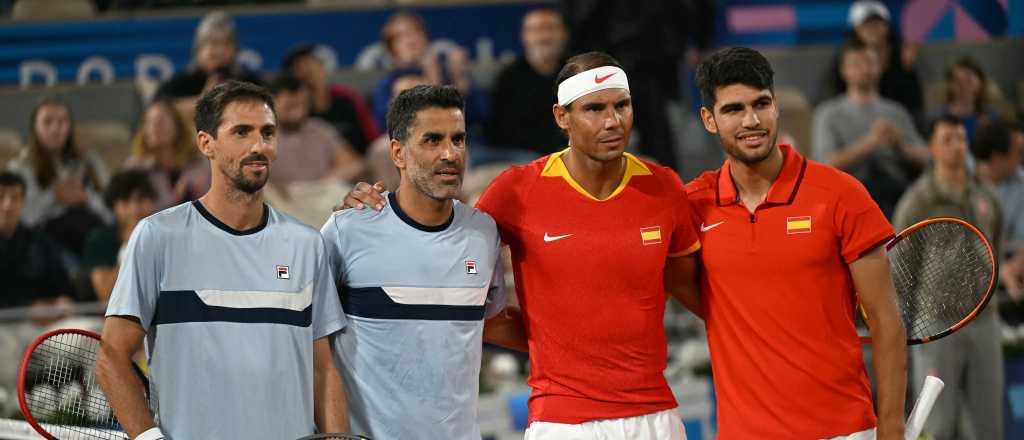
[786, 216, 812, 234]
[640, 226, 662, 245]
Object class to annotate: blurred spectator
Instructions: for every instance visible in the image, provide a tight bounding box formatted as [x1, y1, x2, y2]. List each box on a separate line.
[830, 1, 924, 125]
[270, 75, 364, 187]
[6, 96, 111, 258]
[564, 0, 715, 170]
[813, 39, 928, 218]
[485, 8, 567, 156]
[265, 75, 363, 227]
[123, 98, 202, 210]
[81, 170, 156, 303]
[370, 11, 485, 133]
[0, 171, 75, 310]
[893, 114, 1004, 440]
[155, 10, 263, 122]
[939, 57, 998, 143]
[974, 121, 1024, 256]
[367, 70, 430, 191]
[282, 45, 379, 154]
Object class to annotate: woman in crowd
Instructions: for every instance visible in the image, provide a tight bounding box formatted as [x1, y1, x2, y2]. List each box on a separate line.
[6, 96, 110, 258]
[123, 99, 203, 210]
[940, 57, 998, 143]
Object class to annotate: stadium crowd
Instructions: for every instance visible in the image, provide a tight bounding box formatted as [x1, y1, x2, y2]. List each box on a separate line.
[1, 0, 1023, 439]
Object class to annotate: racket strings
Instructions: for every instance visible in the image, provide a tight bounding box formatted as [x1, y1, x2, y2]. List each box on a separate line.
[890, 222, 993, 340]
[24, 332, 127, 439]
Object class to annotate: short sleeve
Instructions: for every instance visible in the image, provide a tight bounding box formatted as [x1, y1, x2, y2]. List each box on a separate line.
[320, 213, 347, 284]
[834, 175, 895, 264]
[483, 237, 507, 319]
[666, 172, 701, 257]
[105, 221, 161, 330]
[81, 229, 119, 269]
[311, 235, 346, 340]
[475, 167, 526, 242]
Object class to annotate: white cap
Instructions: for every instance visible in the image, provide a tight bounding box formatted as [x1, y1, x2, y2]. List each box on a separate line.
[848, 1, 890, 27]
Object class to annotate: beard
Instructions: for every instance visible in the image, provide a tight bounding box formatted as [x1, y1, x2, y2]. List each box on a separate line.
[222, 154, 270, 194]
[408, 159, 463, 202]
[720, 131, 778, 165]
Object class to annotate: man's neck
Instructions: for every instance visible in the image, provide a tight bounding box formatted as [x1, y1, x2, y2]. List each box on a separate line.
[846, 86, 879, 105]
[118, 221, 136, 242]
[974, 162, 1008, 185]
[395, 183, 453, 227]
[934, 165, 967, 193]
[198, 180, 265, 231]
[728, 146, 785, 213]
[0, 223, 16, 240]
[562, 148, 626, 200]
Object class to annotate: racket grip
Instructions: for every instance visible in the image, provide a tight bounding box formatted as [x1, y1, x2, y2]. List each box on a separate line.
[905, 376, 944, 440]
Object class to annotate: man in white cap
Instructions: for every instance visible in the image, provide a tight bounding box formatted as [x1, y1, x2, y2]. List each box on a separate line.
[341, 51, 702, 440]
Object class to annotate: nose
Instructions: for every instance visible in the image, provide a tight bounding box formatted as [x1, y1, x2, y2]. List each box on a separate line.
[250, 134, 276, 158]
[741, 109, 760, 128]
[603, 108, 623, 130]
[439, 139, 458, 162]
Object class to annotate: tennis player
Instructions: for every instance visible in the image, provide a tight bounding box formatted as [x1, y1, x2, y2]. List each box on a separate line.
[684, 47, 907, 439]
[341, 51, 701, 439]
[321, 85, 522, 439]
[96, 81, 349, 440]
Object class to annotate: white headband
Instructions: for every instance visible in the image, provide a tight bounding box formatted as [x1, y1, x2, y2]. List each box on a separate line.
[556, 66, 630, 106]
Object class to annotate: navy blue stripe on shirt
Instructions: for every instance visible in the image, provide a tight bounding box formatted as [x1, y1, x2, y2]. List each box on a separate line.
[153, 290, 312, 327]
[341, 286, 485, 321]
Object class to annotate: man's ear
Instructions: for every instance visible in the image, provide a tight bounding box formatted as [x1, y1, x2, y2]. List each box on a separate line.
[390, 138, 406, 171]
[700, 107, 718, 135]
[553, 104, 570, 131]
[197, 131, 215, 159]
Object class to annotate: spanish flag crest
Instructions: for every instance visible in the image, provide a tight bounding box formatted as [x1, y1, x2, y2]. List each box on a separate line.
[640, 226, 662, 245]
[786, 216, 812, 234]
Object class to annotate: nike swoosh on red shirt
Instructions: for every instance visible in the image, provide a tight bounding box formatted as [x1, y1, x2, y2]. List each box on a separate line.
[594, 72, 616, 83]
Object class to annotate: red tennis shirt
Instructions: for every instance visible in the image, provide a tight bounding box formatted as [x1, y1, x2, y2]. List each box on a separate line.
[477, 149, 701, 424]
[685, 144, 894, 438]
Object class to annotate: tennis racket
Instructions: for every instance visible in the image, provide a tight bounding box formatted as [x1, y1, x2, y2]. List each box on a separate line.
[17, 328, 148, 440]
[905, 375, 944, 440]
[860, 217, 996, 345]
[295, 434, 372, 440]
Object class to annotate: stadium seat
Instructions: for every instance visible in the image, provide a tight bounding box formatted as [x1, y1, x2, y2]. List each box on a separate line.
[12, 0, 95, 21]
[0, 131, 22, 167]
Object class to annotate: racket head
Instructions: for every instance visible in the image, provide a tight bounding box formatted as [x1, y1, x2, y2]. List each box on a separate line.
[863, 217, 997, 345]
[17, 328, 129, 440]
[295, 434, 372, 440]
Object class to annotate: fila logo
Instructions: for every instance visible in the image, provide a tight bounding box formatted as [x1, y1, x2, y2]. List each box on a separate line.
[276, 265, 290, 279]
[595, 72, 616, 84]
[465, 260, 478, 274]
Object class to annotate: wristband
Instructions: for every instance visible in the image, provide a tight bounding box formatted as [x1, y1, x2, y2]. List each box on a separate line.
[136, 427, 165, 440]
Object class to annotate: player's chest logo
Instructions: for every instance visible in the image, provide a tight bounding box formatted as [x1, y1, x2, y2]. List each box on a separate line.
[640, 226, 662, 245]
[276, 265, 290, 279]
[465, 260, 478, 274]
[786, 216, 812, 235]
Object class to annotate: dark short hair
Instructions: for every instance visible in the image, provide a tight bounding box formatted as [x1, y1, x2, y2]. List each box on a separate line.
[0, 171, 26, 193]
[104, 170, 157, 209]
[386, 85, 464, 143]
[695, 47, 775, 109]
[841, 36, 872, 59]
[269, 74, 305, 95]
[972, 119, 1012, 161]
[194, 80, 276, 138]
[553, 51, 623, 110]
[927, 114, 964, 142]
[281, 45, 317, 74]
